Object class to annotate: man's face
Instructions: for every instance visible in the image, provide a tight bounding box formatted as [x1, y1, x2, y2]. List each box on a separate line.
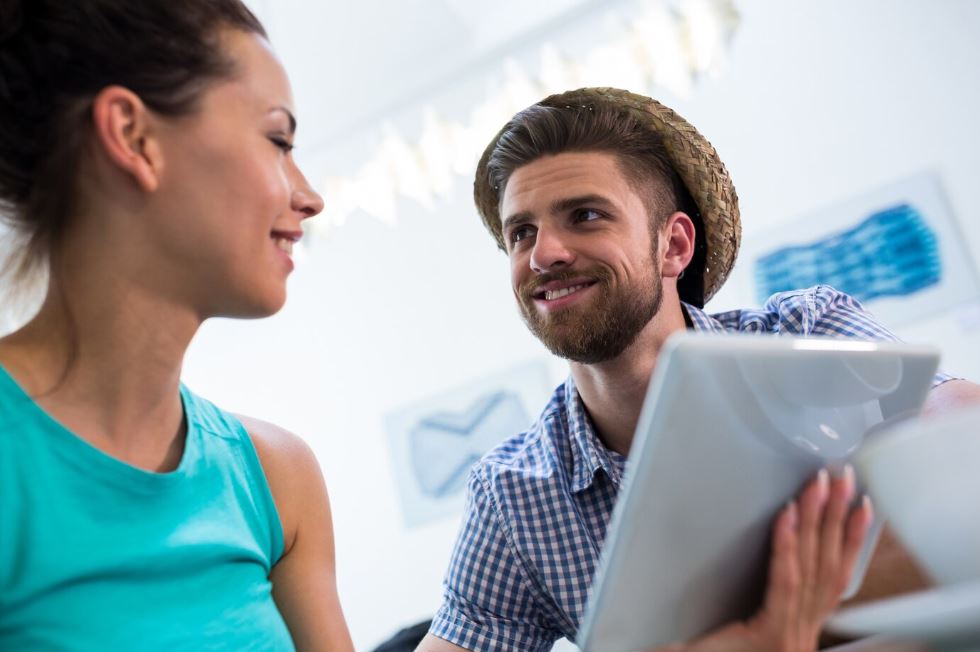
[499, 151, 664, 364]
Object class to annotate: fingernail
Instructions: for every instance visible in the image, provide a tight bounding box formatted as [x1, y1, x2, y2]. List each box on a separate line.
[786, 500, 799, 530]
[817, 467, 830, 497]
[862, 494, 873, 515]
[842, 463, 856, 497]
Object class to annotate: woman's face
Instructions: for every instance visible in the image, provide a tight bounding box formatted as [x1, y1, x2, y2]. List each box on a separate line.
[148, 29, 323, 319]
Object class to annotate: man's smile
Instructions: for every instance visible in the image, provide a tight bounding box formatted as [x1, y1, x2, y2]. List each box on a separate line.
[529, 277, 599, 311]
[542, 283, 589, 301]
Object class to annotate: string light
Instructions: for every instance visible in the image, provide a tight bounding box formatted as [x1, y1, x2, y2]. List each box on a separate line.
[311, 0, 739, 236]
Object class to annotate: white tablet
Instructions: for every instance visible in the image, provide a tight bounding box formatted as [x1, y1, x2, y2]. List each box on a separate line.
[577, 333, 940, 652]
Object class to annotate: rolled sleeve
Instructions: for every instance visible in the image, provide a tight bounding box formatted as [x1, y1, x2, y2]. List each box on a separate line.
[429, 467, 560, 652]
[764, 285, 954, 387]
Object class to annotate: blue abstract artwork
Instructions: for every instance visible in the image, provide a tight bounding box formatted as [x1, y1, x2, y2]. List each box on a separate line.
[386, 359, 553, 528]
[410, 391, 529, 498]
[741, 172, 978, 328]
[753, 203, 942, 305]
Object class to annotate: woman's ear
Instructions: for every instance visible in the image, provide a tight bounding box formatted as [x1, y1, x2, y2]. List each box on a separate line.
[659, 211, 696, 279]
[90, 86, 162, 192]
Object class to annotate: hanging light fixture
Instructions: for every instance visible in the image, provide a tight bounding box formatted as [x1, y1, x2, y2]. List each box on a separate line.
[312, 0, 740, 236]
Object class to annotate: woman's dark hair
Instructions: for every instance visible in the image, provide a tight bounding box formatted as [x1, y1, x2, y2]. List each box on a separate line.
[0, 0, 266, 291]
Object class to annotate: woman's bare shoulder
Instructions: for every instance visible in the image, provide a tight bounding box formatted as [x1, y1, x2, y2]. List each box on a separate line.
[233, 414, 349, 646]
[234, 414, 328, 554]
[236, 414, 316, 464]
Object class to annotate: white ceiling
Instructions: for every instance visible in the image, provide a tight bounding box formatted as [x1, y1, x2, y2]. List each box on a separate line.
[245, 0, 606, 159]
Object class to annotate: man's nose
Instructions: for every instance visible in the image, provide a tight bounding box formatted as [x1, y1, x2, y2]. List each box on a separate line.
[529, 227, 575, 273]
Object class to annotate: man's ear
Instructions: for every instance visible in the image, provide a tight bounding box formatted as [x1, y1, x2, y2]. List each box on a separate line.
[90, 85, 161, 192]
[659, 211, 696, 279]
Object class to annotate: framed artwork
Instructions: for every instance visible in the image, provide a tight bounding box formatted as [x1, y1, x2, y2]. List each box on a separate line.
[743, 172, 979, 327]
[385, 359, 554, 528]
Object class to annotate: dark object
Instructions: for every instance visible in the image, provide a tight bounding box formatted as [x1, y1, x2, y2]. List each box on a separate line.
[371, 620, 432, 652]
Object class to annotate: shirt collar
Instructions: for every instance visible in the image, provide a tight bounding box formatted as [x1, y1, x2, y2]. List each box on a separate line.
[565, 374, 627, 493]
[564, 301, 724, 493]
[682, 301, 729, 333]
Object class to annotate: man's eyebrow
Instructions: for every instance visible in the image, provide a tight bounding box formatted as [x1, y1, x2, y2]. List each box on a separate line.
[503, 194, 616, 231]
[502, 211, 533, 232]
[269, 106, 296, 134]
[550, 194, 616, 214]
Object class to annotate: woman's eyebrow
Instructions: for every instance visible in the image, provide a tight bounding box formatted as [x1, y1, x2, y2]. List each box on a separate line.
[268, 106, 296, 134]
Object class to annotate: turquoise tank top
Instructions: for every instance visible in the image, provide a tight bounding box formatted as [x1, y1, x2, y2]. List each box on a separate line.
[0, 366, 294, 651]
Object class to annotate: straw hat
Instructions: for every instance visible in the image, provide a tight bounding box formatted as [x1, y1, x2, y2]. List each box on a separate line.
[473, 87, 741, 306]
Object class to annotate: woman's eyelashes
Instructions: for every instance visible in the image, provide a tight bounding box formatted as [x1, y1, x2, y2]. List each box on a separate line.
[268, 135, 294, 154]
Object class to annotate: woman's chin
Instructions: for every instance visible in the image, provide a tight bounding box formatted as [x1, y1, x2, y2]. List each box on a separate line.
[210, 289, 288, 321]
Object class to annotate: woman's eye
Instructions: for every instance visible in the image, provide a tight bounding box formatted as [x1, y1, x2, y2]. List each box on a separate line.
[269, 136, 295, 154]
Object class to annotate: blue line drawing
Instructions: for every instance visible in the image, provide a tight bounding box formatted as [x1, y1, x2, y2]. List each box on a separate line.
[385, 359, 552, 529]
[753, 203, 942, 305]
[409, 391, 529, 498]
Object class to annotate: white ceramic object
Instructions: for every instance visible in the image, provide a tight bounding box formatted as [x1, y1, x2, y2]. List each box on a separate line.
[827, 578, 980, 644]
[854, 405, 980, 585]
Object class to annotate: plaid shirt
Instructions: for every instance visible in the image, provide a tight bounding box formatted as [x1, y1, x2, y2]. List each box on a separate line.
[429, 286, 951, 651]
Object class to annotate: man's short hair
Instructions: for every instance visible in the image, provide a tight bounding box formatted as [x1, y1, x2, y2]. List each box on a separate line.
[479, 100, 707, 304]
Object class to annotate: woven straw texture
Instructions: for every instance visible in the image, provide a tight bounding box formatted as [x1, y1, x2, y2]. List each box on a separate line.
[474, 87, 741, 305]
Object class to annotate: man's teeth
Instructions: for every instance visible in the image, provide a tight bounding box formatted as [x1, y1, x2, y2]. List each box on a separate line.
[544, 284, 587, 301]
[274, 237, 293, 255]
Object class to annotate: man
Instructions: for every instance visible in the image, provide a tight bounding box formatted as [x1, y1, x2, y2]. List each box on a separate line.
[418, 88, 980, 651]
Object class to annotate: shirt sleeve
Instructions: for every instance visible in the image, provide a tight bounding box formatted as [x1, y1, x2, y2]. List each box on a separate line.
[429, 465, 561, 652]
[761, 285, 954, 387]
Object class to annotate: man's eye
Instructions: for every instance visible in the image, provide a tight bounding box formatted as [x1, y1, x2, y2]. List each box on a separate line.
[269, 136, 295, 154]
[510, 226, 534, 244]
[574, 208, 603, 222]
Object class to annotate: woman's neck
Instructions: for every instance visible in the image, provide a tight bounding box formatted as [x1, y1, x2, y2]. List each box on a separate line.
[0, 264, 201, 472]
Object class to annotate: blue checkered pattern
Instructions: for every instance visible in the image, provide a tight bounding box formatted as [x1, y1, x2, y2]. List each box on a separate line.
[429, 286, 951, 651]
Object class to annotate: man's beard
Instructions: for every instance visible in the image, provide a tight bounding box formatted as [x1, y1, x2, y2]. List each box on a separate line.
[517, 260, 663, 365]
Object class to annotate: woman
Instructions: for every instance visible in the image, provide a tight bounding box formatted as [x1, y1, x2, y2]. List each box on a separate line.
[0, 2, 868, 651]
[0, 1, 352, 649]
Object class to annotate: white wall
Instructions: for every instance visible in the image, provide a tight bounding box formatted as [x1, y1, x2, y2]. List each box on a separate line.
[182, 1, 980, 648]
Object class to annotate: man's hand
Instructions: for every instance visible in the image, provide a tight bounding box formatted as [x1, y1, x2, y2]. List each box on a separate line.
[653, 466, 873, 652]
